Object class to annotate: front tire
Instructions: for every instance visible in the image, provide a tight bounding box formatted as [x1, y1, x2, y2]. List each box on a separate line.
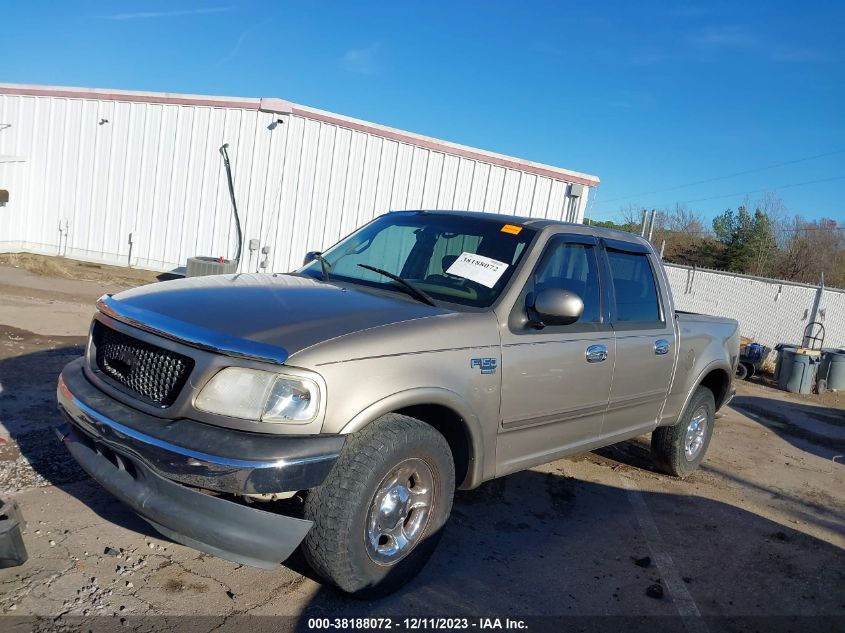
[651, 386, 716, 478]
[302, 414, 455, 598]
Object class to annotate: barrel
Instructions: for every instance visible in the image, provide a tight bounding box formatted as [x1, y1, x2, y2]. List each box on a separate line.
[818, 349, 845, 391]
[0, 500, 27, 568]
[784, 354, 818, 394]
[774, 344, 799, 383]
[776, 348, 798, 389]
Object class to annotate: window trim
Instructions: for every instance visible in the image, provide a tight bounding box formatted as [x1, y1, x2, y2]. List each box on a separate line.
[599, 240, 667, 330]
[508, 233, 612, 335]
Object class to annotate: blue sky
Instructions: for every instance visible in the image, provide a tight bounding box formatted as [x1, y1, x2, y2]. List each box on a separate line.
[3, 0, 844, 224]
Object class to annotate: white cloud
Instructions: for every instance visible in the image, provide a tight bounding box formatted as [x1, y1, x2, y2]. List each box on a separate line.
[341, 43, 382, 75]
[605, 91, 656, 110]
[770, 47, 832, 63]
[688, 25, 830, 64]
[98, 7, 231, 21]
[218, 29, 250, 65]
[688, 25, 756, 49]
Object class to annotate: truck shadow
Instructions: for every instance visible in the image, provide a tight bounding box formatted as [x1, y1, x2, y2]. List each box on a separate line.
[729, 395, 845, 461]
[588, 434, 844, 537]
[2, 341, 844, 622]
[290, 468, 845, 624]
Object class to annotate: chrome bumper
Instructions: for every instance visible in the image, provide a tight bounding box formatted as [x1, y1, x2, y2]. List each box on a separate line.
[57, 358, 344, 495]
[58, 423, 312, 568]
[56, 357, 347, 568]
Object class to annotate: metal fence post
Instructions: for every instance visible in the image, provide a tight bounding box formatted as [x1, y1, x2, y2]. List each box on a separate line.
[804, 272, 825, 347]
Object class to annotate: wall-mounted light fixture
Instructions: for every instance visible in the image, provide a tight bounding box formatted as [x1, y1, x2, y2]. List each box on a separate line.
[99, 118, 109, 125]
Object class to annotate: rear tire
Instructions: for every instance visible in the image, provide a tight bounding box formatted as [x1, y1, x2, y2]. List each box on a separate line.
[651, 387, 715, 478]
[302, 413, 455, 598]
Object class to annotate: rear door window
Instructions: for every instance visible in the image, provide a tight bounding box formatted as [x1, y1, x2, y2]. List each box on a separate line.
[606, 249, 661, 322]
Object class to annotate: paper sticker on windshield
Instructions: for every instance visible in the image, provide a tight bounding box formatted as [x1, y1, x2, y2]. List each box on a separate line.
[501, 224, 522, 235]
[446, 252, 509, 288]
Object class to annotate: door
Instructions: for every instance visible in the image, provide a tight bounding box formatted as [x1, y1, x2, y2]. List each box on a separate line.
[497, 235, 615, 476]
[600, 240, 676, 440]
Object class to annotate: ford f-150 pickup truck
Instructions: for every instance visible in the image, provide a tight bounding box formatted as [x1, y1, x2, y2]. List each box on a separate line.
[56, 210, 738, 597]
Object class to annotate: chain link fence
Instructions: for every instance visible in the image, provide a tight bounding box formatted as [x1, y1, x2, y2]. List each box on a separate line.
[665, 264, 845, 368]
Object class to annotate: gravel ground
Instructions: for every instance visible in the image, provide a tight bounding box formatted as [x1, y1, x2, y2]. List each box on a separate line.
[0, 262, 843, 631]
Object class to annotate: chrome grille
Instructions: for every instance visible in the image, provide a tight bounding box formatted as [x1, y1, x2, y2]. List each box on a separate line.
[92, 321, 193, 406]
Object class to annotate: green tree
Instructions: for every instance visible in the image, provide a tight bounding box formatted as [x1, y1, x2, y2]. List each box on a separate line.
[711, 206, 776, 274]
[587, 218, 636, 232]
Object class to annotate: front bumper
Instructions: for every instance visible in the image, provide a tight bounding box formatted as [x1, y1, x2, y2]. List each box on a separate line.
[56, 358, 345, 568]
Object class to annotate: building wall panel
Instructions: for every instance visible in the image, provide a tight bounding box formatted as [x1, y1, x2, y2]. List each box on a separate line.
[0, 86, 597, 275]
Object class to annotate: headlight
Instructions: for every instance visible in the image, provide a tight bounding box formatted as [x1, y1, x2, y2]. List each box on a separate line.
[195, 367, 320, 424]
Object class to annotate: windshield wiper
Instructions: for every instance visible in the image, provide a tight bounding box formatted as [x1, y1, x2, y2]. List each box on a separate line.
[312, 253, 331, 281]
[357, 264, 436, 306]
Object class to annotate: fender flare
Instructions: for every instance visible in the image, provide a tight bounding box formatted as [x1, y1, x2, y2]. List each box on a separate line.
[677, 359, 732, 423]
[340, 387, 486, 489]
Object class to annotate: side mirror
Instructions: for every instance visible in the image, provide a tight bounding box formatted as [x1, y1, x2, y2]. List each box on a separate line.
[530, 288, 584, 327]
[303, 251, 321, 266]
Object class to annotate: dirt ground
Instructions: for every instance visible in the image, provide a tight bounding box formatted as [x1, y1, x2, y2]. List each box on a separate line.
[0, 260, 843, 630]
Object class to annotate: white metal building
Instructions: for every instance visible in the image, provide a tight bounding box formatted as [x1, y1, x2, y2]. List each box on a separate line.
[0, 83, 599, 273]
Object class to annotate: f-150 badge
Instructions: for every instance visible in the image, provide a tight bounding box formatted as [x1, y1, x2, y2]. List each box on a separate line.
[471, 358, 498, 374]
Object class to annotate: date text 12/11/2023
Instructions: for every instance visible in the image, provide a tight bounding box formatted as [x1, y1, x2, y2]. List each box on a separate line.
[307, 617, 528, 630]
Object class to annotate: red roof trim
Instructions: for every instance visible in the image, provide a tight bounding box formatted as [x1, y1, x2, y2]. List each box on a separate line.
[0, 85, 259, 110]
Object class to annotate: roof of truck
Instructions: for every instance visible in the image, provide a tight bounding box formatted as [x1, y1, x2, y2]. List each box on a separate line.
[395, 209, 651, 246]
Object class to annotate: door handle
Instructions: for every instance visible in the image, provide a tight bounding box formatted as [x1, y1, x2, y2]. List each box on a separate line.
[655, 339, 671, 355]
[585, 344, 608, 363]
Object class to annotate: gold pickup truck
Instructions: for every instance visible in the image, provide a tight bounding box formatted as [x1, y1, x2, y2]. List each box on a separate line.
[57, 210, 738, 597]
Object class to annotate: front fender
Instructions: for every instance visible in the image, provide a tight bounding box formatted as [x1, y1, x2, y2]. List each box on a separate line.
[340, 387, 487, 489]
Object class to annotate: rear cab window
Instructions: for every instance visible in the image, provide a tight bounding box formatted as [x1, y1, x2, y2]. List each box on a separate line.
[605, 247, 663, 324]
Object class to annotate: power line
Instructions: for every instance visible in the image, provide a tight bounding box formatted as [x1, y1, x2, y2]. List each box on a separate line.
[603, 148, 845, 204]
[672, 174, 845, 205]
[596, 175, 845, 224]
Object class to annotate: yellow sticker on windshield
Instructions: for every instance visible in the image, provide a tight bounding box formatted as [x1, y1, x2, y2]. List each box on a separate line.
[501, 224, 522, 235]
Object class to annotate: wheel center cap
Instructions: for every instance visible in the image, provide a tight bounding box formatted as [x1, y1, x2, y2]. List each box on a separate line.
[377, 484, 410, 530]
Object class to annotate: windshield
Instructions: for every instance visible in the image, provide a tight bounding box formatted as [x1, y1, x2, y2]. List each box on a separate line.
[299, 212, 537, 308]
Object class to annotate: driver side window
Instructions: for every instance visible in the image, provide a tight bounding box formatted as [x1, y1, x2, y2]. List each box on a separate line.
[533, 240, 601, 323]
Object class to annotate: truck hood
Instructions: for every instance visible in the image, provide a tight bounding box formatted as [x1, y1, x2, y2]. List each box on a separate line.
[102, 273, 448, 364]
